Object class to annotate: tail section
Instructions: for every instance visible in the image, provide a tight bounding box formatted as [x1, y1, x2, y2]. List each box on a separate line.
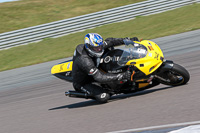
[51, 59, 73, 82]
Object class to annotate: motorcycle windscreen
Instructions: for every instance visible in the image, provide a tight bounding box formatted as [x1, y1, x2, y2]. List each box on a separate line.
[118, 42, 148, 66]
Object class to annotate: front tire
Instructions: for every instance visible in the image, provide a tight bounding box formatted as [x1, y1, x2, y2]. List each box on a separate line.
[160, 63, 190, 86]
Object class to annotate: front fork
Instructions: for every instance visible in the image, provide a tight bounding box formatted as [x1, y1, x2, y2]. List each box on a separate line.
[154, 60, 174, 83]
[154, 75, 170, 83]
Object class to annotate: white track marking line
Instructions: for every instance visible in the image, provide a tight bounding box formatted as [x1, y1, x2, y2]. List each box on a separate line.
[107, 121, 200, 133]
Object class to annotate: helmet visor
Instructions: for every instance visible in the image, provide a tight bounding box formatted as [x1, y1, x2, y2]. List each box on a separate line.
[92, 45, 103, 53]
[87, 44, 103, 53]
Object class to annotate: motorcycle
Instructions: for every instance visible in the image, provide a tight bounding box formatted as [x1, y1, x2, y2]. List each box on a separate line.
[51, 39, 190, 102]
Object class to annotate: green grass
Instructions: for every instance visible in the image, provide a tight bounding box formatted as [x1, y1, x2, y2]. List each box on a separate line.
[0, 3, 200, 72]
[0, 0, 144, 33]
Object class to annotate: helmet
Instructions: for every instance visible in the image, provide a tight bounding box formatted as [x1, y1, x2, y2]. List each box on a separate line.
[84, 33, 104, 57]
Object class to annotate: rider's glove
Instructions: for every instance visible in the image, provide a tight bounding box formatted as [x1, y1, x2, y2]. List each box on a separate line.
[117, 70, 131, 81]
[130, 37, 139, 41]
[124, 37, 130, 40]
[124, 37, 139, 41]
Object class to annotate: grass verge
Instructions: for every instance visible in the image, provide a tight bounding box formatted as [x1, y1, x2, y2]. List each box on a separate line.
[0, 0, 144, 33]
[0, 3, 200, 72]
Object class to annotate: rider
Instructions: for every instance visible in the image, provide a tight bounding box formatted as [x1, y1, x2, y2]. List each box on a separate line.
[72, 33, 139, 103]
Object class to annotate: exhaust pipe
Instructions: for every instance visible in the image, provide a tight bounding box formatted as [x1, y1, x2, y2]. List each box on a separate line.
[65, 90, 89, 99]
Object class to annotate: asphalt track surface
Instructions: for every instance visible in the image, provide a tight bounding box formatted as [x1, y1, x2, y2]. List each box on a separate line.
[0, 29, 200, 133]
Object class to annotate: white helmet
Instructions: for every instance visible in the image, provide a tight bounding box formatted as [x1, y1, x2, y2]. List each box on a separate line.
[84, 33, 104, 57]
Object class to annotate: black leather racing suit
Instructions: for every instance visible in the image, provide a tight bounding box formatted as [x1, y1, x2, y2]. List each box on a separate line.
[72, 38, 125, 96]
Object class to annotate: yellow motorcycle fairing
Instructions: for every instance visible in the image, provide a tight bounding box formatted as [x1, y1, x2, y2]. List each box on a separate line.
[126, 40, 164, 75]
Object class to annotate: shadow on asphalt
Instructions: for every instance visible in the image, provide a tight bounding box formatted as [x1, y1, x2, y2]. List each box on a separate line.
[49, 86, 172, 110]
[49, 100, 99, 110]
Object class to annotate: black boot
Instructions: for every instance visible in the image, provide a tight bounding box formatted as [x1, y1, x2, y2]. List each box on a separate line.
[94, 93, 110, 103]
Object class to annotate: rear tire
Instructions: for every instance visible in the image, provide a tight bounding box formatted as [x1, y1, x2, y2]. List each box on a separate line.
[160, 63, 190, 86]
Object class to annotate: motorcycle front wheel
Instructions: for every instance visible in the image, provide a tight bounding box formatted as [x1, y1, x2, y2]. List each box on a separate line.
[159, 63, 190, 86]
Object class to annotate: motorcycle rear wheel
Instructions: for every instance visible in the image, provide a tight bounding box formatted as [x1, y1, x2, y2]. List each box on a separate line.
[160, 63, 190, 86]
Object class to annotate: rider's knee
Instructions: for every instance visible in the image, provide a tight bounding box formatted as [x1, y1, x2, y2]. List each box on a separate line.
[95, 93, 110, 103]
